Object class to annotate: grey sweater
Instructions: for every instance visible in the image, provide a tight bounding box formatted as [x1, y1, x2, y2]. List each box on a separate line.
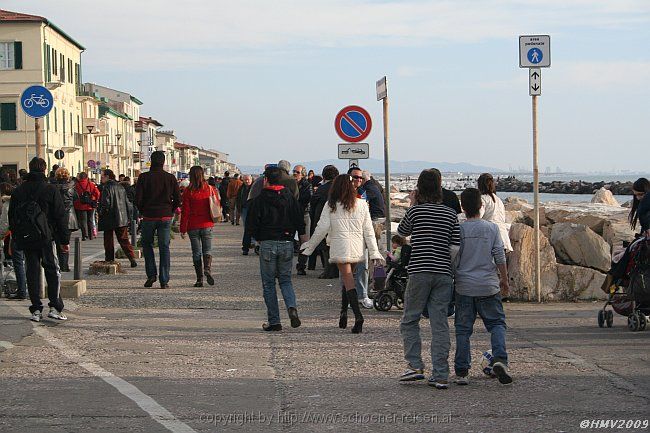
[454, 219, 506, 297]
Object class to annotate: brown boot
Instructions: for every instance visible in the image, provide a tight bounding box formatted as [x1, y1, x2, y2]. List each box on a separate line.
[203, 254, 214, 285]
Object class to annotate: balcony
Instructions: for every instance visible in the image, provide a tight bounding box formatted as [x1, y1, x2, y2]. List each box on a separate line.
[61, 133, 83, 153]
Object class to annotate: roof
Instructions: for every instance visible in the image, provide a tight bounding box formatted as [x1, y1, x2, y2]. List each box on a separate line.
[0, 9, 86, 51]
[174, 142, 198, 150]
[138, 116, 163, 127]
[99, 105, 131, 121]
[130, 96, 143, 105]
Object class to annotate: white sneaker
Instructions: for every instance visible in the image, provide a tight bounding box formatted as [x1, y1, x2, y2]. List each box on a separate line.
[361, 297, 374, 309]
[30, 311, 42, 322]
[48, 307, 67, 321]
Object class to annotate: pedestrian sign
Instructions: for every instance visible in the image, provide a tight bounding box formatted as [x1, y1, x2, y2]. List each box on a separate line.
[335, 105, 372, 143]
[519, 35, 550, 68]
[20, 85, 54, 118]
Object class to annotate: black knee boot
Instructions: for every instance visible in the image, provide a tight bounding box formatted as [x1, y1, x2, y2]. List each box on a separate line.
[339, 287, 349, 329]
[193, 259, 203, 287]
[346, 289, 364, 334]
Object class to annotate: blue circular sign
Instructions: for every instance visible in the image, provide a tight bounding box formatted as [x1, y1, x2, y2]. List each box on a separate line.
[527, 48, 543, 64]
[20, 85, 54, 118]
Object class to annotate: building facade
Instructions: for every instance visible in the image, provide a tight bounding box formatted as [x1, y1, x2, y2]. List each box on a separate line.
[0, 9, 85, 176]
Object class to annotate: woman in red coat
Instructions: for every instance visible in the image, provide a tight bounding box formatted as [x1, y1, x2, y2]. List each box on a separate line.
[74, 172, 101, 240]
[180, 166, 219, 287]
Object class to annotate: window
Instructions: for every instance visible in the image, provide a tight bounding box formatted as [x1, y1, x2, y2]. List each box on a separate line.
[0, 103, 17, 130]
[54, 107, 57, 132]
[59, 53, 64, 80]
[68, 59, 73, 83]
[51, 48, 56, 75]
[0, 42, 21, 69]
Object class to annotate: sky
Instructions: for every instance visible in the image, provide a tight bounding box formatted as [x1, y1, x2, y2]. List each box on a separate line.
[5, 0, 650, 173]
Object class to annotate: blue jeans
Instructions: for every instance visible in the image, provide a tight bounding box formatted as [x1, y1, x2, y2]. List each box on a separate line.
[11, 240, 27, 297]
[259, 240, 296, 326]
[400, 272, 453, 381]
[188, 228, 212, 261]
[454, 293, 508, 375]
[354, 250, 368, 300]
[140, 220, 172, 284]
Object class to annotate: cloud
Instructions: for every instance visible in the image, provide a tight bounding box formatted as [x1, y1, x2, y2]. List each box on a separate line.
[4, 0, 649, 70]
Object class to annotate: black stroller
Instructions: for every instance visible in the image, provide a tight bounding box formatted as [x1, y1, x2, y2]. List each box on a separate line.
[373, 244, 411, 312]
[598, 236, 650, 332]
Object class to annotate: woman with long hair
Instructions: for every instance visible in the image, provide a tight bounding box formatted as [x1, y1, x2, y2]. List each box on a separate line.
[476, 173, 512, 252]
[53, 167, 79, 271]
[300, 174, 383, 333]
[397, 168, 461, 389]
[180, 166, 220, 287]
[629, 177, 650, 235]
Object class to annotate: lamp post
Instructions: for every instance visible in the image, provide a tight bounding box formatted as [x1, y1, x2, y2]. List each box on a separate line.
[85, 124, 95, 175]
[115, 132, 122, 175]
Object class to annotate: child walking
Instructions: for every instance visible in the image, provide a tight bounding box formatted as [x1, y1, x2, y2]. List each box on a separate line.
[453, 188, 512, 385]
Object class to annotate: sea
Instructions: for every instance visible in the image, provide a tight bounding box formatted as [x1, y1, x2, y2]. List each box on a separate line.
[380, 172, 647, 204]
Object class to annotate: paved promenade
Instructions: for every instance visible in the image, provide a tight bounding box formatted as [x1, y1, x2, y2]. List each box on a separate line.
[1, 224, 649, 433]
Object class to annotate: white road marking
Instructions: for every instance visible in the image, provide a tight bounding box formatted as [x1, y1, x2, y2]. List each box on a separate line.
[7, 305, 196, 433]
[82, 249, 105, 263]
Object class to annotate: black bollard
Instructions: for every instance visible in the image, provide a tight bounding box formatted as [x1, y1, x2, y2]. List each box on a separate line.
[74, 237, 82, 280]
[131, 218, 137, 248]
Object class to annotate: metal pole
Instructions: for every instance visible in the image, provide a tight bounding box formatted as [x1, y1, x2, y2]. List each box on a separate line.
[532, 95, 541, 303]
[35, 117, 43, 158]
[382, 96, 391, 251]
[131, 217, 137, 249]
[74, 237, 82, 280]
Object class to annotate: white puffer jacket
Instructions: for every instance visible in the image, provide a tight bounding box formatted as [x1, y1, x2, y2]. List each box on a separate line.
[301, 198, 382, 263]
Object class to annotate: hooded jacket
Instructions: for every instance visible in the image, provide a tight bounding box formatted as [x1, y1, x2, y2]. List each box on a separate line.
[245, 185, 305, 242]
[9, 171, 70, 246]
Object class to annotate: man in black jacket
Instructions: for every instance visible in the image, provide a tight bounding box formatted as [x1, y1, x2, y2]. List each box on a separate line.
[8, 158, 70, 322]
[246, 167, 307, 332]
[293, 164, 312, 275]
[307, 164, 339, 278]
[99, 169, 137, 266]
[219, 171, 231, 222]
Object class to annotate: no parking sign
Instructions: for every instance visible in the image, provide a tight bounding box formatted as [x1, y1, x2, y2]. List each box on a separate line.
[334, 105, 372, 143]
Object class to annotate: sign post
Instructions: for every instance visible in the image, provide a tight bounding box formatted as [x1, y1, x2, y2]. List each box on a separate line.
[377, 76, 391, 251]
[20, 85, 54, 159]
[520, 36, 550, 303]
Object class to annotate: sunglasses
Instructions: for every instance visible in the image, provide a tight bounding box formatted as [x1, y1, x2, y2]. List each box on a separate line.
[293, 170, 301, 174]
[351, 175, 363, 180]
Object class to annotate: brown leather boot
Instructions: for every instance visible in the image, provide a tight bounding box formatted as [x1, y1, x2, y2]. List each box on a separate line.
[203, 254, 214, 285]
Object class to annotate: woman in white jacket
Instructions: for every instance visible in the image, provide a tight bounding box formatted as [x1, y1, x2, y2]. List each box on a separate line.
[301, 174, 384, 333]
[477, 173, 513, 253]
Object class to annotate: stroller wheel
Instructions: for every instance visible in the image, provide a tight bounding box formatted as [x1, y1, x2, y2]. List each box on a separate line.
[628, 314, 640, 332]
[597, 310, 605, 328]
[605, 310, 614, 328]
[375, 293, 393, 311]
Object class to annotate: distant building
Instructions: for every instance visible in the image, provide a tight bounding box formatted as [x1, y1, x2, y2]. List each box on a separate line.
[135, 116, 163, 174]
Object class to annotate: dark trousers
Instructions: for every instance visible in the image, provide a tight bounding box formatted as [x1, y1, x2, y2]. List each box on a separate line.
[24, 242, 64, 314]
[104, 226, 134, 261]
[76, 210, 94, 239]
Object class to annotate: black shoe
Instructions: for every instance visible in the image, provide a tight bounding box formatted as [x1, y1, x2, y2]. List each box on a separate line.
[296, 268, 306, 276]
[347, 289, 364, 334]
[7, 293, 27, 300]
[492, 361, 513, 385]
[129, 259, 138, 268]
[60, 266, 71, 273]
[262, 323, 282, 332]
[160, 283, 170, 289]
[242, 250, 249, 256]
[144, 276, 157, 288]
[82, 237, 87, 241]
[254, 245, 260, 255]
[194, 280, 203, 287]
[288, 307, 301, 328]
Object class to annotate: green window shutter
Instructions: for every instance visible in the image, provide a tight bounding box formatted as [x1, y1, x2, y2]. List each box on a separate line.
[46, 44, 51, 82]
[14, 42, 22, 69]
[1, 103, 17, 131]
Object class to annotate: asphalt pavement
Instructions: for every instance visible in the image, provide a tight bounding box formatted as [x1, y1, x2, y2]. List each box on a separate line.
[1, 223, 649, 433]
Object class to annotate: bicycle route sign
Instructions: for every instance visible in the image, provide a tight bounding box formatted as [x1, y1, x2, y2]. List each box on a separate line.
[335, 105, 372, 143]
[20, 85, 54, 118]
[519, 35, 551, 68]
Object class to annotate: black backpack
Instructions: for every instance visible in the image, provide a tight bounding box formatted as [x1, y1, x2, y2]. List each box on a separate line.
[79, 183, 97, 208]
[13, 190, 52, 250]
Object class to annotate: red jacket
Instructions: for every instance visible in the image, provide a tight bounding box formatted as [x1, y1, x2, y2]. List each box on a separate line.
[74, 179, 101, 211]
[180, 184, 219, 233]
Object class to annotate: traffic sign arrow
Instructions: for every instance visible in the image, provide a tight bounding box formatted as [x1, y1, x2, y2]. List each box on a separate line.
[529, 68, 541, 96]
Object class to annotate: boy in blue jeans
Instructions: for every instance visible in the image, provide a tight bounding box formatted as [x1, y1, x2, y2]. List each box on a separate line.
[453, 188, 512, 385]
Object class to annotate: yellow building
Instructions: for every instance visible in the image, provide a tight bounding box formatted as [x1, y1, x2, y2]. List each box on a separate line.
[0, 9, 86, 177]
